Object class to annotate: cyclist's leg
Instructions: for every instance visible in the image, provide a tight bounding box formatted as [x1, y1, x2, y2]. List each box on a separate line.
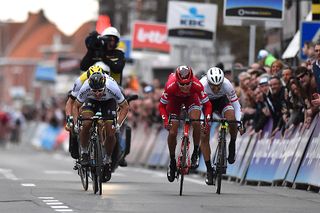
[187, 96, 201, 169]
[101, 99, 117, 181]
[223, 106, 238, 164]
[79, 101, 94, 165]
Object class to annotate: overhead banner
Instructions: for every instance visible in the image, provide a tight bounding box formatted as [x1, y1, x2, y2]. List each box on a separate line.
[224, 0, 284, 27]
[132, 21, 170, 53]
[167, 1, 217, 46]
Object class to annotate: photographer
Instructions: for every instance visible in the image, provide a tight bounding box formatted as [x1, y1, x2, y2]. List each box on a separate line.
[80, 27, 125, 86]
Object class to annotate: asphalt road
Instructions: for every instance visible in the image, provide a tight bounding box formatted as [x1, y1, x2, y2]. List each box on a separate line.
[0, 141, 319, 213]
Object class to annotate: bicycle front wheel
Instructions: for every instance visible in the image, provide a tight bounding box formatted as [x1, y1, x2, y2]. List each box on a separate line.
[216, 138, 226, 194]
[90, 136, 103, 195]
[179, 137, 188, 196]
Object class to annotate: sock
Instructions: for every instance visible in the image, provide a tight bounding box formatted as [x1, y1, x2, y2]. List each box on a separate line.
[81, 146, 88, 154]
[194, 145, 199, 153]
[170, 155, 176, 163]
[205, 161, 212, 172]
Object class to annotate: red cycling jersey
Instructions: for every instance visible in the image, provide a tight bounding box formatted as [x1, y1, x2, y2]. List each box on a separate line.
[158, 73, 212, 123]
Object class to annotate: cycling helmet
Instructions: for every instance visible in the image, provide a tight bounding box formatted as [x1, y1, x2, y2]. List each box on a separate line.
[93, 61, 110, 74]
[86, 65, 103, 78]
[175, 65, 193, 84]
[100, 26, 120, 43]
[88, 72, 106, 90]
[207, 67, 224, 85]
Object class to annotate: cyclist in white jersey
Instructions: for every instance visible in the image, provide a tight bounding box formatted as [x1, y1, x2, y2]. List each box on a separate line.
[200, 67, 245, 165]
[73, 72, 129, 182]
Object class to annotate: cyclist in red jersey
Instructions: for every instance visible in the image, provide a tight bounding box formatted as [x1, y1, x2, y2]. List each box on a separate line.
[158, 65, 214, 185]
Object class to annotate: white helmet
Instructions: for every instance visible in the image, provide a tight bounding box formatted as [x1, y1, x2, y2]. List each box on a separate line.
[94, 61, 110, 74]
[207, 67, 224, 85]
[101, 26, 120, 40]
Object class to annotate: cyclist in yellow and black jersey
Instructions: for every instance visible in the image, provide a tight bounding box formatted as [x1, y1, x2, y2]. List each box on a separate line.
[65, 62, 109, 131]
[80, 27, 125, 86]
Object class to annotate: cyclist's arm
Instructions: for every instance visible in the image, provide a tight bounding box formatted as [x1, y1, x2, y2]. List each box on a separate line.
[117, 100, 129, 127]
[73, 100, 83, 124]
[230, 99, 242, 122]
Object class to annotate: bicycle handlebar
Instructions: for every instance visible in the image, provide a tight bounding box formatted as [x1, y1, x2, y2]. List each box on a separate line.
[168, 114, 205, 123]
[210, 118, 242, 125]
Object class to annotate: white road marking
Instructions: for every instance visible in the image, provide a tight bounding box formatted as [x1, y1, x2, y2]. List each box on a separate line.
[50, 206, 69, 209]
[129, 167, 206, 185]
[44, 170, 73, 175]
[0, 168, 19, 180]
[46, 202, 64, 205]
[39, 197, 74, 212]
[21, 183, 36, 187]
[38, 197, 54, 199]
[43, 200, 59, 202]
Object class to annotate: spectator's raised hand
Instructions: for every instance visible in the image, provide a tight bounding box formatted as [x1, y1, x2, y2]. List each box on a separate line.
[311, 93, 320, 107]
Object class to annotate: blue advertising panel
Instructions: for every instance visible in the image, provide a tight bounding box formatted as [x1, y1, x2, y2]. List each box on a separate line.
[309, 120, 320, 187]
[259, 131, 283, 183]
[300, 21, 320, 60]
[273, 125, 302, 182]
[295, 117, 320, 185]
[147, 129, 169, 167]
[285, 116, 318, 183]
[236, 134, 258, 181]
[227, 132, 251, 177]
[224, 0, 284, 20]
[245, 133, 272, 182]
[119, 39, 132, 59]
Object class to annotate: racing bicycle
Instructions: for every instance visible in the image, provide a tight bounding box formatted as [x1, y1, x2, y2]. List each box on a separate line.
[211, 118, 242, 194]
[75, 112, 116, 195]
[169, 106, 204, 196]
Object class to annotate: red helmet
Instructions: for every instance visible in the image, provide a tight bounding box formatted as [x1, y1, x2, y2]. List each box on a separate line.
[175, 65, 193, 84]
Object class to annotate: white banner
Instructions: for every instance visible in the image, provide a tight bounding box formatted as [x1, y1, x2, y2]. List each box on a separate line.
[167, 1, 217, 46]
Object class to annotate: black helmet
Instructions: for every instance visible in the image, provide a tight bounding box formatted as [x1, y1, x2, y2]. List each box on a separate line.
[89, 72, 106, 90]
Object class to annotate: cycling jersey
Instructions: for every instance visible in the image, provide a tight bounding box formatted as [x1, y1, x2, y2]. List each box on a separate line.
[200, 76, 242, 122]
[76, 75, 125, 104]
[70, 73, 109, 99]
[159, 73, 211, 121]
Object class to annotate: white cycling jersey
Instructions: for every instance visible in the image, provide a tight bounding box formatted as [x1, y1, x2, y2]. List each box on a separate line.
[200, 76, 242, 122]
[76, 75, 125, 104]
[71, 73, 109, 98]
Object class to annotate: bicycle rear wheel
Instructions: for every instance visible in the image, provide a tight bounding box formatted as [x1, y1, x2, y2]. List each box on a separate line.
[179, 137, 188, 196]
[79, 166, 88, 191]
[90, 136, 103, 195]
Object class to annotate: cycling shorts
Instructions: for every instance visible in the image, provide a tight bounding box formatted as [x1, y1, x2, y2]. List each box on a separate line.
[166, 94, 201, 116]
[210, 95, 233, 116]
[82, 99, 117, 120]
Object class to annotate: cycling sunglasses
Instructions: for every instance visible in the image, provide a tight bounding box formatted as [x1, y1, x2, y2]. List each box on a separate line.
[91, 88, 104, 93]
[177, 81, 192, 87]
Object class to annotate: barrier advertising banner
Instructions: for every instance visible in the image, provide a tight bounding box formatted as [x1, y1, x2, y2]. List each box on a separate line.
[295, 118, 320, 185]
[132, 21, 170, 53]
[259, 131, 283, 183]
[167, 1, 217, 46]
[273, 125, 302, 182]
[236, 134, 258, 181]
[285, 116, 318, 183]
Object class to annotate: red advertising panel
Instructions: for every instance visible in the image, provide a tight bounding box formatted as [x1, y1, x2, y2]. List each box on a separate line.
[132, 22, 170, 53]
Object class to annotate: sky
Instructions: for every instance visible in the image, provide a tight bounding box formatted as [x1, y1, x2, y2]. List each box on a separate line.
[0, 0, 99, 35]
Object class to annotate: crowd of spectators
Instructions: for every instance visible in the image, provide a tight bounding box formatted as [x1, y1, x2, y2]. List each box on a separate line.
[122, 41, 320, 137]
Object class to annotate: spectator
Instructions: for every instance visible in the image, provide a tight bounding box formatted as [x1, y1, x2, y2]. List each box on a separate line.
[270, 60, 284, 77]
[257, 49, 277, 67]
[296, 66, 319, 128]
[266, 76, 286, 133]
[252, 86, 271, 132]
[281, 66, 293, 86]
[284, 77, 305, 128]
